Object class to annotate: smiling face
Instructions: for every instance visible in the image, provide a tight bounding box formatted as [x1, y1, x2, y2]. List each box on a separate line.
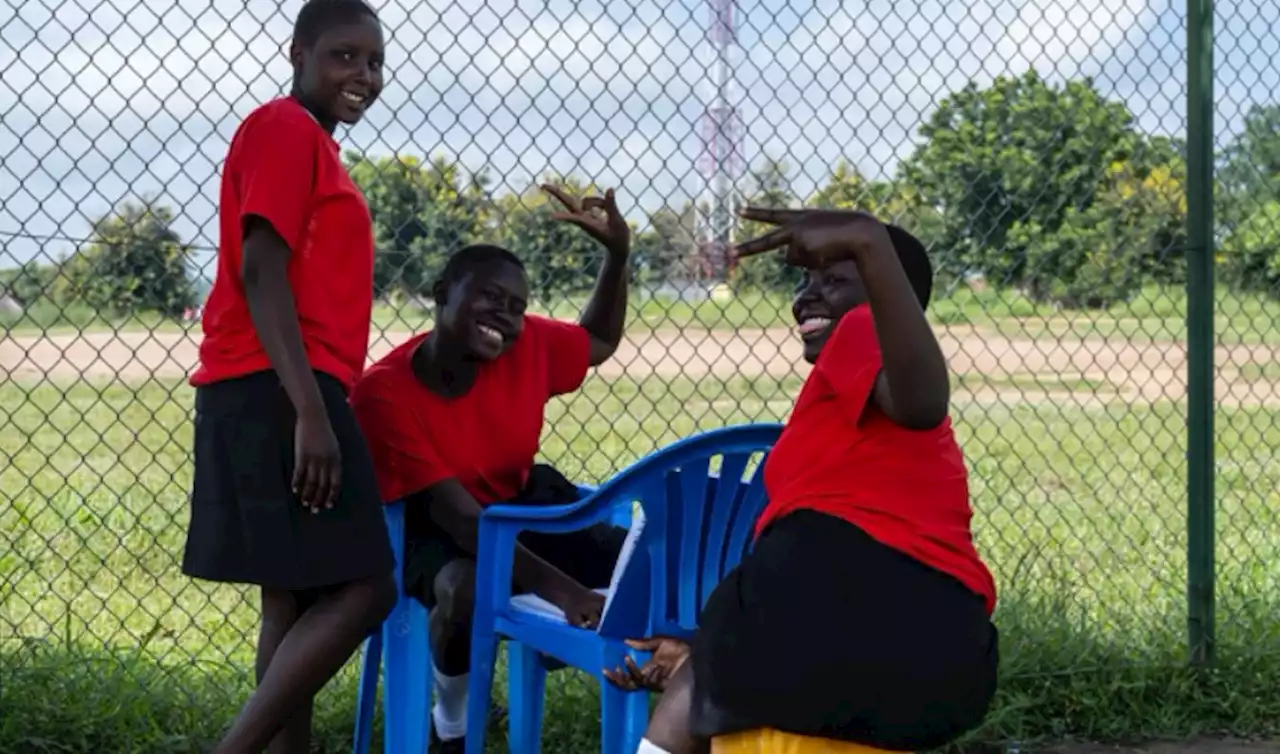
[435, 259, 529, 361]
[290, 14, 385, 127]
[791, 259, 868, 363]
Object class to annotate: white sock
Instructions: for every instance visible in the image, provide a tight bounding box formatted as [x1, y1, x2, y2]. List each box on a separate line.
[431, 666, 469, 741]
[637, 739, 672, 754]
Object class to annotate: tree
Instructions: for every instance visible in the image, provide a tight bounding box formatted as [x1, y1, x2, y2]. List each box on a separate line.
[633, 202, 699, 284]
[900, 71, 1150, 292]
[733, 154, 797, 291]
[496, 175, 609, 299]
[345, 153, 490, 298]
[1220, 104, 1280, 229]
[61, 200, 196, 317]
[1221, 201, 1280, 297]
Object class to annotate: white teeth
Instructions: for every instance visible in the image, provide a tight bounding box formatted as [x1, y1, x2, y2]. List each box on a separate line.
[797, 317, 831, 335]
[477, 325, 502, 343]
[341, 91, 364, 104]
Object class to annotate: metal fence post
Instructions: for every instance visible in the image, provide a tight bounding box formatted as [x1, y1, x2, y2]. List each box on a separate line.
[1185, 0, 1216, 667]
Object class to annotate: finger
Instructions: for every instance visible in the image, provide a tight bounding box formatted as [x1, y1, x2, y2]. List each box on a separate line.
[324, 458, 342, 509]
[604, 668, 637, 690]
[625, 638, 661, 651]
[604, 187, 619, 214]
[737, 206, 802, 225]
[548, 212, 595, 228]
[580, 196, 607, 214]
[540, 184, 579, 212]
[732, 227, 792, 258]
[299, 459, 321, 509]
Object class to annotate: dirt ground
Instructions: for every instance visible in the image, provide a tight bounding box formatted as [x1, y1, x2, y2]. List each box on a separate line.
[2, 325, 1278, 409]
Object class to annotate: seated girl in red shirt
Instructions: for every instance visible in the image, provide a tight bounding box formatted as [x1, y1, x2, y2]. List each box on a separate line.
[350, 185, 632, 753]
[604, 208, 999, 754]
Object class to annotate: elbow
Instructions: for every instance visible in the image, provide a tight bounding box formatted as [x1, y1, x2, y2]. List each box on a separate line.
[896, 399, 950, 431]
[587, 336, 618, 367]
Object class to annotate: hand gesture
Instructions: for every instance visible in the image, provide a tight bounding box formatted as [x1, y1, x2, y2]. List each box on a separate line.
[602, 636, 691, 692]
[557, 585, 606, 629]
[732, 207, 893, 269]
[293, 411, 341, 513]
[542, 184, 630, 256]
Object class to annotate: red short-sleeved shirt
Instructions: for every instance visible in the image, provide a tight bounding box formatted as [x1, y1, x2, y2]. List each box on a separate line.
[757, 305, 998, 614]
[350, 315, 593, 504]
[191, 96, 376, 390]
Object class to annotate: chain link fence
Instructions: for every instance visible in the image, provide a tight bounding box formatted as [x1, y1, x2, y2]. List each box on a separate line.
[3, 0, 1280, 751]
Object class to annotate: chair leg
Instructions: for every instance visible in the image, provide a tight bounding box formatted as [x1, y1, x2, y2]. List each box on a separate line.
[601, 681, 651, 754]
[464, 630, 501, 754]
[352, 630, 382, 754]
[382, 598, 432, 754]
[507, 641, 548, 754]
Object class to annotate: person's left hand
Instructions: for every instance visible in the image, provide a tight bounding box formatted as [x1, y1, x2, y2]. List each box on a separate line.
[732, 206, 893, 269]
[602, 636, 691, 692]
[542, 183, 630, 256]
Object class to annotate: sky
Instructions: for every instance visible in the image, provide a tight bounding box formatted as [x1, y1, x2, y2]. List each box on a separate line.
[2, 0, 1279, 276]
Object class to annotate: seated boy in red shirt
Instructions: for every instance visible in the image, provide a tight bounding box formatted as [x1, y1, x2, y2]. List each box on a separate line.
[350, 185, 632, 753]
[604, 208, 999, 754]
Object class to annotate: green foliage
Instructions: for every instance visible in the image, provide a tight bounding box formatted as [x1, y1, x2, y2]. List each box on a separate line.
[59, 201, 196, 317]
[344, 153, 491, 298]
[495, 175, 609, 298]
[1221, 200, 1280, 295]
[732, 153, 800, 292]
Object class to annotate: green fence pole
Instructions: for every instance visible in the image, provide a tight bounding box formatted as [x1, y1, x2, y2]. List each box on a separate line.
[1185, 0, 1216, 667]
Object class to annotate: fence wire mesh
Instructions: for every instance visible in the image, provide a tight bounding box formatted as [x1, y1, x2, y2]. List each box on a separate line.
[2, 0, 1280, 751]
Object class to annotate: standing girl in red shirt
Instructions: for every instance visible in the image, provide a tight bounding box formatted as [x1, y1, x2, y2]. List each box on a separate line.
[605, 208, 999, 754]
[181, 2, 396, 752]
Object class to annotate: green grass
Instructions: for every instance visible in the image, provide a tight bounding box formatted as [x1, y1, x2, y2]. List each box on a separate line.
[6, 285, 1280, 347]
[3, 375, 1280, 752]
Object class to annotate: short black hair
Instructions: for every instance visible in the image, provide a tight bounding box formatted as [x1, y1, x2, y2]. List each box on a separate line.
[293, 0, 378, 49]
[886, 224, 933, 309]
[437, 244, 525, 288]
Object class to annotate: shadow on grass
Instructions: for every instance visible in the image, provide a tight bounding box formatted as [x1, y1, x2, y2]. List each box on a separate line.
[3, 588, 1280, 754]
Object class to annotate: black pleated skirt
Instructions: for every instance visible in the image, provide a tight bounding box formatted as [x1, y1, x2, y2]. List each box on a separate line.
[182, 370, 395, 591]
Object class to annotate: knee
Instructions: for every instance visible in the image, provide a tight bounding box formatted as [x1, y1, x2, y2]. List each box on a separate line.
[432, 560, 477, 624]
[369, 571, 398, 620]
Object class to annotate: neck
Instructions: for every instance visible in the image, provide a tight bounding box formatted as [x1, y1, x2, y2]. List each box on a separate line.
[414, 332, 478, 398]
[289, 89, 337, 135]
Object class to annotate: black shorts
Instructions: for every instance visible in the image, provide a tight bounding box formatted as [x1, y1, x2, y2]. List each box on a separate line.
[690, 510, 999, 751]
[403, 499, 627, 608]
[182, 370, 396, 591]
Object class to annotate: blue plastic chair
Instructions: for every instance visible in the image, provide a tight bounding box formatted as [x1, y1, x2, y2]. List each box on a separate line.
[464, 423, 785, 754]
[352, 501, 433, 754]
[352, 487, 629, 754]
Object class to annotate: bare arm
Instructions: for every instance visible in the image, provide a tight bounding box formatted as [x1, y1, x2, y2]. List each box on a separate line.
[854, 228, 950, 429]
[412, 479, 590, 606]
[241, 218, 326, 421]
[579, 245, 629, 367]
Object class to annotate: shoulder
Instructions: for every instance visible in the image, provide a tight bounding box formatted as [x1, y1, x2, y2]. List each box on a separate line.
[520, 314, 588, 344]
[231, 99, 322, 153]
[353, 335, 426, 403]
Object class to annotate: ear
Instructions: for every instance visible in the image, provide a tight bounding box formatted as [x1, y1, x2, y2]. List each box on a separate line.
[288, 40, 304, 73]
[432, 278, 448, 306]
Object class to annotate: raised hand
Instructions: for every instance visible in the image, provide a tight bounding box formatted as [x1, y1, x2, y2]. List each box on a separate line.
[731, 207, 893, 269]
[542, 183, 630, 256]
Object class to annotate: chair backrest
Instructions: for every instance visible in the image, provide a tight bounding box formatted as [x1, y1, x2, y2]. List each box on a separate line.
[596, 423, 783, 637]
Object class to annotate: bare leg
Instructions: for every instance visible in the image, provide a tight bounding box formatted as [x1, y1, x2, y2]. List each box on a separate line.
[255, 589, 313, 754]
[211, 573, 397, 754]
[429, 559, 476, 676]
[644, 660, 710, 754]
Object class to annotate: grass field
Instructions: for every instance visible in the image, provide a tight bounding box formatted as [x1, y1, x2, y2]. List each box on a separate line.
[6, 284, 1280, 347]
[3, 370, 1280, 753]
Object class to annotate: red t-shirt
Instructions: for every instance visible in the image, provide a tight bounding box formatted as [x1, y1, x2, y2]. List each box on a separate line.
[191, 96, 376, 390]
[350, 315, 593, 504]
[756, 305, 998, 614]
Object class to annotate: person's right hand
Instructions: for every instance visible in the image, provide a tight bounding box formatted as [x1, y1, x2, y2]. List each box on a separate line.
[293, 410, 341, 513]
[557, 585, 606, 629]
